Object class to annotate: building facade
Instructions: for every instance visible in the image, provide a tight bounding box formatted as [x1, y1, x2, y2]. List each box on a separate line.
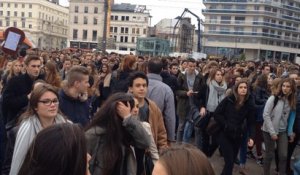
[69, 0, 113, 50]
[202, 0, 300, 61]
[0, 0, 69, 49]
[155, 18, 196, 53]
[109, 3, 150, 52]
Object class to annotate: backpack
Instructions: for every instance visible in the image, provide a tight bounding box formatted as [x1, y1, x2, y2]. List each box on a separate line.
[272, 96, 279, 110]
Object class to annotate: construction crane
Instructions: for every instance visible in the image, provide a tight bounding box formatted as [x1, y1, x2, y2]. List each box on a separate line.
[172, 8, 202, 52]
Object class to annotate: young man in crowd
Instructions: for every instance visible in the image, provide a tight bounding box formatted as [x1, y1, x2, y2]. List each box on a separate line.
[59, 66, 90, 126]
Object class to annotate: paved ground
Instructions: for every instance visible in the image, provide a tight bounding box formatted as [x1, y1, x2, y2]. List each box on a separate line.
[209, 146, 300, 175]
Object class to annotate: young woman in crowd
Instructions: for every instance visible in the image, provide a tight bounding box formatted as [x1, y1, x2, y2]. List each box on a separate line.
[202, 68, 227, 157]
[152, 144, 215, 175]
[113, 55, 137, 92]
[18, 123, 89, 175]
[10, 84, 68, 175]
[248, 74, 270, 165]
[98, 63, 114, 104]
[262, 78, 296, 175]
[214, 79, 255, 175]
[85, 92, 151, 175]
[44, 61, 61, 89]
[1, 60, 22, 92]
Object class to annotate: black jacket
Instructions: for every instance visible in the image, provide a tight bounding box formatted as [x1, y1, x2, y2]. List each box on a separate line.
[2, 73, 43, 129]
[214, 94, 256, 140]
[294, 89, 300, 134]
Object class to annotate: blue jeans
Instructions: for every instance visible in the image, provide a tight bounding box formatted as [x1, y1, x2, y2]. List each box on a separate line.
[182, 121, 193, 143]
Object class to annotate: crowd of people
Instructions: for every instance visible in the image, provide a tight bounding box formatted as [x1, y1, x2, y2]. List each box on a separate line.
[0, 48, 300, 175]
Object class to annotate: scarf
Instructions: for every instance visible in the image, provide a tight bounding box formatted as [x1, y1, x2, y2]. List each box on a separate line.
[10, 114, 67, 175]
[206, 80, 227, 112]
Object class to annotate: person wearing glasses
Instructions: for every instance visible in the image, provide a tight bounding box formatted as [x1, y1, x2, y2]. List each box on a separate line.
[9, 84, 68, 175]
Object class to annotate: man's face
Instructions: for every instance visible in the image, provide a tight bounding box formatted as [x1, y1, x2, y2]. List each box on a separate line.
[75, 75, 90, 93]
[101, 58, 108, 65]
[187, 62, 196, 74]
[170, 66, 178, 75]
[129, 78, 147, 100]
[26, 60, 41, 78]
[64, 61, 72, 70]
[262, 66, 271, 75]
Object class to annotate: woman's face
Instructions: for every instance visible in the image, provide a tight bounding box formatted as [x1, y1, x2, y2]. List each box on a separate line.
[102, 66, 108, 73]
[282, 82, 291, 95]
[6, 62, 12, 70]
[215, 71, 223, 83]
[235, 77, 242, 85]
[13, 62, 22, 74]
[35, 91, 59, 120]
[152, 161, 168, 175]
[237, 83, 248, 96]
[131, 98, 139, 116]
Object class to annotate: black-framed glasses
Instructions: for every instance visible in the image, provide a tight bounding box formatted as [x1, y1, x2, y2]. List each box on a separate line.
[38, 99, 59, 106]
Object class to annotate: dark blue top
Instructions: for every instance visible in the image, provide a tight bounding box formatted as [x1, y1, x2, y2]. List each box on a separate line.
[59, 90, 90, 126]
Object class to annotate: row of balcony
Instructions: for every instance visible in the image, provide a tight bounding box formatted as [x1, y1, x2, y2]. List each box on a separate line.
[204, 0, 300, 12]
[205, 30, 299, 41]
[205, 20, 299, 32]
[203, 9, 300, 22]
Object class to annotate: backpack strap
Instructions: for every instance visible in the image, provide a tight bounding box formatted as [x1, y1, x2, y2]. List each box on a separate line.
[272, 96, 279, 110]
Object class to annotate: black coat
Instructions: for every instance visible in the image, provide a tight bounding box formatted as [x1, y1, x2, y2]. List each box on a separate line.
[294, 89, 300, 135]
[214, 94, 256, 140]
[2, 73, 43, 129]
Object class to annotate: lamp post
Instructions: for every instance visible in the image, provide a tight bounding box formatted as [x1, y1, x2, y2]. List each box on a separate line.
[102, 0, 108, 54]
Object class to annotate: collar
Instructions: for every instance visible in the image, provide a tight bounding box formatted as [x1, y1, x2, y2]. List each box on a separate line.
[147, 73, 162, 81]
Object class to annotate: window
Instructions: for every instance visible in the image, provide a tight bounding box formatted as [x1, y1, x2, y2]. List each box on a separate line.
[0, 11, 3, 16]
[7, 11, 10, 16]
[110, 27, 113, 33]
[223, 5, 232, 9]
[115, 16, 118, 20]
[221, 16, 231, 24]
[14, 3, 18, 8]
[120, 36, 124, 42]
[121, 16, 125, 21]
[29, 4, 32, 8]
[75, 6, 79, 13]
[74, 16, 78, 24]
[124, 36, 128, 43]
[93, 17, 97, 25]
[92, 30, 97, 41]
[114, 27, 117, 33]
[29, 24, 32, 28]
[22, 21, 25, 28]
[29, 12, 32, 17]
[126, 16, 129, 21]
[22, 12, 25, 17]
[0, 20, 2, 27]
[136, 28, 140, 34]
[209, 26, 216, 31]
[0, 3, 3, 7]
[84, 16, 88, 24]
[14, 11, 17, 17]
[143, 28, 146, 35]
[131, 37, 135, 43]
[8, 3, 10, 7]
[110, 15, 114, 20]
[254, 5, 259, 10]
[73, 29, 78, 40]
[132, 28, 135, 34]
[84, 6, 88, 13]
[6, 20, 10, 27]
[94, 7, 98, 13]
[121, 27, 124, 33]
[83, 30, 87, 40]
[22, 4, 25, 8]
[125, 28, 129, 34]
[13, 21, 17, 27]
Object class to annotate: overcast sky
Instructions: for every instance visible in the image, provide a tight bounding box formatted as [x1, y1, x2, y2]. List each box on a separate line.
[59, 0, 205, 26]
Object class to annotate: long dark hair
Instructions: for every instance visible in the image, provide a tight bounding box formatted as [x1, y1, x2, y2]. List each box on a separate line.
[86, 92, 134, 175]
[277, 78, 297, 110]
[18, 123, 87, 175]
[233, 79, 250, 109]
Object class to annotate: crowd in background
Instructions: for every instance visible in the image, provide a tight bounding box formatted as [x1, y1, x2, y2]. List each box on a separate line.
[0, 48, 300, 175]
